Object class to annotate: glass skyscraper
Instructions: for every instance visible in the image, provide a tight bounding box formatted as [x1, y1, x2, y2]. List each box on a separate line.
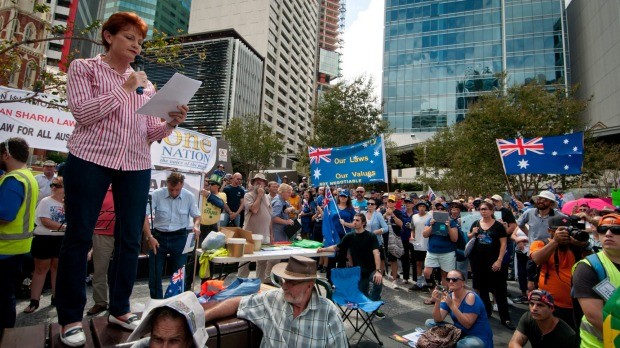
[383, 0, 569, 134]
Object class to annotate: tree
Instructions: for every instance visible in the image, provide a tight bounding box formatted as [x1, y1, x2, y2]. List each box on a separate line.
[416, 81, 589, 200]
[222, 114, 284, 177]
[297, 75, 400, 176]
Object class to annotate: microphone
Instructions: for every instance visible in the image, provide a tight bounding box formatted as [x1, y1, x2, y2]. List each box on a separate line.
[134, 55, 144, 95]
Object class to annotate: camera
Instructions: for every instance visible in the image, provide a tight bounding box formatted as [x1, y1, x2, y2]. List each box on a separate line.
[551, 215, 590, 242]
[436, 285, 447, 292]
[405, 222, 413, 229]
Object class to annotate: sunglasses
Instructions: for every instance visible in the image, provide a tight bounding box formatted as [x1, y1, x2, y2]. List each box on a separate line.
[50, 183, 63, 188]
[356, 191, 364, 193]
[367, 202, 376, 205]
[597, 226, 620, 235]
[479, 208, 490, 211]
[446, 277, 463, 282]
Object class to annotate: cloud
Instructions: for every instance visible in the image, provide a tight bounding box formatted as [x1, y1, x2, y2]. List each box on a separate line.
[340, 0, 384, 100]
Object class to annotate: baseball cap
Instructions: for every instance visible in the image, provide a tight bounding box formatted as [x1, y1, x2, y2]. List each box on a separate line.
[382, 193, 389, 198]
[491, 194, 503, 201]
[528, 289, 554, 307]
[388, 194, 396, 201]
[43, 160, 57, 166]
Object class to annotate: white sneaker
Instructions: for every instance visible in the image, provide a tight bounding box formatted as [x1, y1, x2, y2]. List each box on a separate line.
[493, 304, 498, 312]
[394, 278, 406, 286]
[507, 297, 515, 306]
[385, 274, 395, 281]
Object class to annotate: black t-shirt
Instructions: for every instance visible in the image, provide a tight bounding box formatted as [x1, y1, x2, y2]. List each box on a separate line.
[499, 207, 516, 224]
[516, 311, 579, 348]
[337, 230, 380, 274]
[469, 220, 507, 267]
[573, 256, 620, 299]
[223, 185, 245, 212]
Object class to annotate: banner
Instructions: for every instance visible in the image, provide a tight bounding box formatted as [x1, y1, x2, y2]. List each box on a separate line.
[0, 86, 74, 152]
[151, 127, 217, 173]
[496, 132, 584, 175]
[309, 135, 388, 187]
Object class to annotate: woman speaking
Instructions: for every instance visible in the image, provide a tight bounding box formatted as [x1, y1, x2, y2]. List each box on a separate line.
[55, 12, 188, 346]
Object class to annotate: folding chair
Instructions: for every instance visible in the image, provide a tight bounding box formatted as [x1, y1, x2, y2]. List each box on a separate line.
[331, 267, 384, 346]
[270, 273, 333, 299]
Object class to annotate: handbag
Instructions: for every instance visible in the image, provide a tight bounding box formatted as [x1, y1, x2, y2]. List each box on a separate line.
[416, 323, 462, 348]
[284, 219, 302, 239]
[387, 231, 404, 258]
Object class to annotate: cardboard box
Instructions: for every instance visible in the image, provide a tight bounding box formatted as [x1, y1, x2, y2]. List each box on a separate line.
[220, 227, 254, 254]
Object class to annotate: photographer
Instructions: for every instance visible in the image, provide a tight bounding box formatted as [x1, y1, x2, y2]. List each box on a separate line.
[529, 215, 590, 330]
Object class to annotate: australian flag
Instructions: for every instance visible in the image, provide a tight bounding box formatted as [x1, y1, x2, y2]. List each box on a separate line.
[164, 266, 185, 299]
[496, 132, 584, 175]
[321, 187, 341, 247]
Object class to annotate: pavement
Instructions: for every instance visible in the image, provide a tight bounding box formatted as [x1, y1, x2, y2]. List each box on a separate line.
[15, 271, 528, 347]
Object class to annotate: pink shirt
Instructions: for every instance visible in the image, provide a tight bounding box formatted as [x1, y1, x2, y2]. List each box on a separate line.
[66, 55, 172, 170]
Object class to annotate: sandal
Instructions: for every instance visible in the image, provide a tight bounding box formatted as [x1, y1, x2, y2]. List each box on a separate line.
[60, 326, 86, 347]
[23, 299, 39, 313]
[423, 298, 436, 305]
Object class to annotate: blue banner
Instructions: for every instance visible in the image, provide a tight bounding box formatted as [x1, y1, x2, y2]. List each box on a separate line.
[309, 135, 388, 186]
[496, 132, 584, 175]
[321, 188, 341, 247]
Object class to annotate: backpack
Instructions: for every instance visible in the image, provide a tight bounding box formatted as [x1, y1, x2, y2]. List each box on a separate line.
[416, 324, 461, 348]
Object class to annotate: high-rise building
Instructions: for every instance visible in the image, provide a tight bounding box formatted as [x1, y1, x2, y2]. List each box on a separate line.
[153, 0, 190, 37]
[0, 0, 49, 90]
[383, 0, 569, 136]
[143, 30, 264, 139]
[567, 0, 620, 141]
[188, 0, 320, 169]
[66, 0, 103, 64]
[316, 0, 344, 99]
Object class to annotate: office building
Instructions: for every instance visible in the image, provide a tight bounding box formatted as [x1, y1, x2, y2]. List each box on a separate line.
[144, 30, 264, 139]
[188, 0, 320, 169]
[567, 0, 620, 140]
[383, 0, 569, 136]
[153, 0, 190, 37]
[316, 0, 344, 99]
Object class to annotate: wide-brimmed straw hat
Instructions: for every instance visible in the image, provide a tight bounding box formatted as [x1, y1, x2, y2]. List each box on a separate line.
[250, 173, 268, 184]
[271, 255, 317, 281]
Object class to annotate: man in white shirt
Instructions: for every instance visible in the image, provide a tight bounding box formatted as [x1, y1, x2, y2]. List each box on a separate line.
[35, 160, 56, 204]
[410, 201, 432, 288]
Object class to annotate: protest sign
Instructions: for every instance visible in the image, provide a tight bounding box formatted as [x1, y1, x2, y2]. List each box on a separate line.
[150, 127, 217, 173]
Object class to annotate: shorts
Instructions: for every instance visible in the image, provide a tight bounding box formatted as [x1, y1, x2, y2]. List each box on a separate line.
[526, 259, 540, 282]
[424, 251, 456, 272]
[413, 250, 427, 264]
[31, 234, 63, 259]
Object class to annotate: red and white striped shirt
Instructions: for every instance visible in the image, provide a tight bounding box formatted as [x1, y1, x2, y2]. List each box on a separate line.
[66, 55, 172, 170]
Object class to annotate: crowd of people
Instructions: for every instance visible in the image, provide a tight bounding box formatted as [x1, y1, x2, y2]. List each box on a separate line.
[1, 10, 619, 348]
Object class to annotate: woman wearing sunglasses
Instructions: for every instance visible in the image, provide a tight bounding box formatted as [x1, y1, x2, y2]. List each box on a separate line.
[24, 177, 65, 313]
[572, 213, 620, 348]
[427, 269, 493, 348]
[468, 201, 515, 330]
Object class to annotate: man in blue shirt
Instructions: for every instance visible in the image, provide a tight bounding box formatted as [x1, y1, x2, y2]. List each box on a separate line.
[422, 211, 459, 294]
[222, 173, 245, 227]
[145, 172, 200, 299]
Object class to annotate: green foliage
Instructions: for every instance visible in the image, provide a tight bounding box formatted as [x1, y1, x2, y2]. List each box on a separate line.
[297, 75, 399, 176]
[417, 81, 588, 200]
[222, 115, 284, 177]
[45, 151, 67, 165]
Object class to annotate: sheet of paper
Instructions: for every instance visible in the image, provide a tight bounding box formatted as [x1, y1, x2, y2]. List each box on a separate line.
[136, 73, 202, 121]
[182, 232, 196, 254]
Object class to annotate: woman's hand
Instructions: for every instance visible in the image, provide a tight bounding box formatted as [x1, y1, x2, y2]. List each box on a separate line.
[442, 292, 453, 307]
[167, 105, 189, 127]
[491, 259, 502, 272]
[123, 71, 148, 94]
[431, 288, 442, 302]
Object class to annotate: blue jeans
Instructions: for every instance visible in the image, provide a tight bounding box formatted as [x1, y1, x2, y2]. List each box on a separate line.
[425, 320, 485, 348]
[220, 211, 241, 227]
[0, 255, 23, 329]
[56, 154, 150, 325]
[148, 231, 187, 299]
[359, 271, 383, 301]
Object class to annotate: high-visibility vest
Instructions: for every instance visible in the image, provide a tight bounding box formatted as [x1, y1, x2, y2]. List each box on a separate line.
[0, 168, 38, 255]
[573, 251, 620, 348]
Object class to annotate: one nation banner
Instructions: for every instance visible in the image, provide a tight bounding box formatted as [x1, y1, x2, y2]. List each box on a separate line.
[309, 135, 388, 187]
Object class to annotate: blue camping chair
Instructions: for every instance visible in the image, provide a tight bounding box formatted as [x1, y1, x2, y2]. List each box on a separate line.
[331, 266, 384, 346]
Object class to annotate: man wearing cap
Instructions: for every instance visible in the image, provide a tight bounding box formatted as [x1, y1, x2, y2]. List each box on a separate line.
[239, 173, 276, 282]
[508, 289, 579, 348]
[213, 163, 226, 178]
[203, 256, 347, 346]
[529, 215, 589, 330]
[35, 159, 57, 204]
[517, 191, 566, 291]
[222, 173, 245, 227]
[199, 174, 230, 245]
[0, 138, 38, 330]
[352, 186, 368, 213]
[146, 172, 201, 299]
[298, 176, 308, 191]
[400, 196, 417, 287]
[572, 213, 620, 347]
[128, 291, 208, 348]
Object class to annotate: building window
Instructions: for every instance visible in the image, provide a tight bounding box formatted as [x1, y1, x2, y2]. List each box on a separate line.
[24, 60, 36, 89]
[24, 23, 35, 47]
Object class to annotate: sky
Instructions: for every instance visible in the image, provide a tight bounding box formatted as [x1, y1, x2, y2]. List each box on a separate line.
[339, 0, 385, 100]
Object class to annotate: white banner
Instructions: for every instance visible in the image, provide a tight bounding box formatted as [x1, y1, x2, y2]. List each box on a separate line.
[150, 127, 217, 174]
[0, 86, 74, 152]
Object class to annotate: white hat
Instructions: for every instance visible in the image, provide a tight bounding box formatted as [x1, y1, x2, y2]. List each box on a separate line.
[491, 194, 503, 201]
[127, 291, 208, 347]
[533, 191, 557, 207]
